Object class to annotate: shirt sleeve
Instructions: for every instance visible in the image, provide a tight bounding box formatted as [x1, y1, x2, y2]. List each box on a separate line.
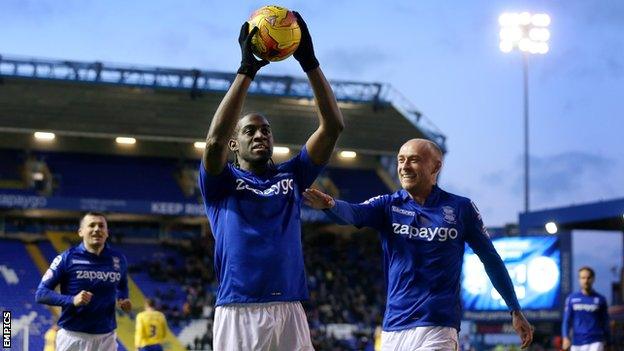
[160, 314, 167, 338]
[463, 200, 521, 311]
[134, 313, 143, 347]
[198, 161, 235, 201]
[324, 195, 389, 231]
[561, 295, 573, 338]
[117, 255, 129, 300]
[290, 146, 326, 191]
[35, 254, 74, 307]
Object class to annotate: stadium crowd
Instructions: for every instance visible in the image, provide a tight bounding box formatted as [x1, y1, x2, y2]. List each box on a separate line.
[128, 225, 384, 350]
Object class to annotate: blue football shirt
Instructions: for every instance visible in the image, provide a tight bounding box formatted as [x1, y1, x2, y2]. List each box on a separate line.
[562, 291, 610, 345]
[199, 147, 324, 306]
[325, 185, 520, 331]
[35, 243, 129, 334]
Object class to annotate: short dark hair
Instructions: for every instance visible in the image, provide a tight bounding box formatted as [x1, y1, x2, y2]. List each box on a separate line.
[79, 212, 107, 227]
[145, 298, 155, 308]
[578, 266, 595, 278]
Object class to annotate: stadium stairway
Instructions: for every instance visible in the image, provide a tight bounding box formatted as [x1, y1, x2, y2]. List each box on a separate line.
[24, 243, 61, 317]
[0, 239, 54, 350]
[45, 231, 186, 351]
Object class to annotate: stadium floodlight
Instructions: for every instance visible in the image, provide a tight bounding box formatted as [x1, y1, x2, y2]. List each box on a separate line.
[273, 146, 290, 155]
[531, 13, 551, 27]
[115, 137, 136, 145]
[34, 131, 56, 141]
[339, 150, 357, 159]
[545, 222, 558, 234]
[194, 141, 206, 149]
[499, 12, 550, 214]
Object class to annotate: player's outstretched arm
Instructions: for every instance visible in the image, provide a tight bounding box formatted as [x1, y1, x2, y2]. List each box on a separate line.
[292, 12, 344, 165]
[512, 310, 534, 349]
[203, 23, 268, 175]
[464, 200, 534, 348]
[302, 188, 335, 209]
[304, 188, 386, 229]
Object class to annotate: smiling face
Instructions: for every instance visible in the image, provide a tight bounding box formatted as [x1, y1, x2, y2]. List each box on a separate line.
[396, 139, 442, 195]
[78, 214, 109, 251]
[229, 113, 274, 168]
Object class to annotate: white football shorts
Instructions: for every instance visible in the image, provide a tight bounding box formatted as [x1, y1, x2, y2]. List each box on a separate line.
[56, 328, 117, 351]
[381, 325, 458, 351]
[571, 341, 605, 351]
[213, 301, 314, 351]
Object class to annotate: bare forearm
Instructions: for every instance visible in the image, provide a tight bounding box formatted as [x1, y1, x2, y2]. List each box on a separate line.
[307, 68, 344, 134]
[305, 68, 344, 164]
[203, 74, 251, 173]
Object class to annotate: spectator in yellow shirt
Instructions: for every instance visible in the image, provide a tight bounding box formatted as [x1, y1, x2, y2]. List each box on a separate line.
[135, 298, 167, 351]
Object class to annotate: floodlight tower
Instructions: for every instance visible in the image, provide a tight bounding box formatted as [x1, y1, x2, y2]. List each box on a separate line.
[499, 12, 550, 213]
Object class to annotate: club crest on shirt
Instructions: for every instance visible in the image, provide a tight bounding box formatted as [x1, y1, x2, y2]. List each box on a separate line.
[112, 257, 120, 271]
[442, 206, 456, 224]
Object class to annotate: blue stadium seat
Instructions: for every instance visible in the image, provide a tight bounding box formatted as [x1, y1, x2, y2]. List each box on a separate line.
[0, 239, 53, 350]
[39, 151, 190, 201]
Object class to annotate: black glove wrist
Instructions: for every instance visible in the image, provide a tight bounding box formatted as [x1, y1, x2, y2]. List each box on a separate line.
[237, 63, 259, 80]
[298, 57, 319, 73]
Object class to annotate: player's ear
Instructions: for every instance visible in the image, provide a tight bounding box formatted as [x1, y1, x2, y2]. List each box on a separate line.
[228, 139, 238, 152]
[432, 160, 442, 177]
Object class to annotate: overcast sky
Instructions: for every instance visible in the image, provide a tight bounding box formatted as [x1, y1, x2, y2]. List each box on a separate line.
[2, 0, 622, 299]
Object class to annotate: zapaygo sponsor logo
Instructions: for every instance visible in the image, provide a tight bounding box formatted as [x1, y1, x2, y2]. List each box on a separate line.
[572, 303, 599, 312]
[76, 270, 121, 283]
[235, 178, 293, 196]
[392, 223, 459, 242]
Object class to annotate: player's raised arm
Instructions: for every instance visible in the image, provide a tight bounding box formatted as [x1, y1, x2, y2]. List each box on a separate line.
[203, 23, 268, 175]
[292, 12, 344, 165]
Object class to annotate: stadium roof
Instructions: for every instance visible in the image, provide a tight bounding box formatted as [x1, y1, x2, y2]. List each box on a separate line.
[0, 55, 446, 155]
[519, 197, 624, 233]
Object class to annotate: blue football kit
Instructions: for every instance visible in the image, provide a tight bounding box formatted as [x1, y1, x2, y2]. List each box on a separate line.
[325, 185, 520, 331]
[562, 291, 610, 346]
[35, 243, 129, 334]
[198, 147, 324, 306]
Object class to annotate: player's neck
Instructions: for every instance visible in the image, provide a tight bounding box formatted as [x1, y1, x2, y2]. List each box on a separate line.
[83, 242, 105, 255]
[581, 287, 593, 295]
[239, 160, 269, 175]
[406, 185, 434, 205]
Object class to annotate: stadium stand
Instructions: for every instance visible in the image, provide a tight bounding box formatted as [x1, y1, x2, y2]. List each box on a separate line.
[0, 239, 54, 350]
[324, 167, 391, 203]
[0, 56, 449, 350]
